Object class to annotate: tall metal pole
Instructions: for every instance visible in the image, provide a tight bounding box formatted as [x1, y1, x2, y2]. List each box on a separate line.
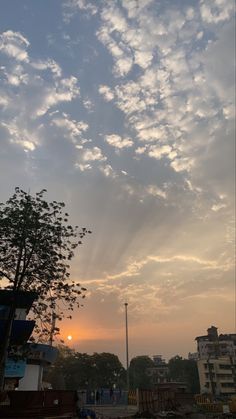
[124, 303, 129, 393]
[49, 311, 56, 346]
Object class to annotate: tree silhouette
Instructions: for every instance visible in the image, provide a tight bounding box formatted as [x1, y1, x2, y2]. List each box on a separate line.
[168, 355, 200, 393]
[0, 187, 91, 390]
[45, 347, 126, 390]
[129, 356, 154, 390]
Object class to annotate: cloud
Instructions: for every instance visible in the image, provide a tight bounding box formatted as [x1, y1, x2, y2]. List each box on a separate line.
[75, 163, 92, 171]
[105, 134, 133, 149]
[63, 0, 98, 22]
[201, 19, 235, 103]
[200, 0, 234, 24]
[93, 0, 234, 204]
[211, 203, 226, 212]
[0, 2, 234, 359]
[0, 94, 10, 108]
[82, 146, 107, 162]
[51, 113, 88, 143]
[170, 157, 195, 173]
[98, 85, 114, 102]
[35, 76, 80, 117]
[148, 145, 173, 160]
[105, 253, 224, 283]
[0, 29, 83, 157]
[1, 120, 38, 151]
[146, 185, 167, 199]
[0, 30, 29, 62]
[114, 81, 147, 114]
[96, 5, 134, 76]
[83, 98, 94, 111]
[135, 146, 146, 155]
[1, 63, 28, 86]
[84, 245, 233, 327]
[99, 164, 117, 178]
[31, 59, 62, 78]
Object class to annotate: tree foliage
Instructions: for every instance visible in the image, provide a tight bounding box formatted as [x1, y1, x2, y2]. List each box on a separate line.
[168, 355, 200, 394]
[129, 356, 154, 390]
[45, 347, 126, 390]
[0, 187, 91, 340]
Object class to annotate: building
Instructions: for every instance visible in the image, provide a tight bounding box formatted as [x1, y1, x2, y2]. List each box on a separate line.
[0, 290, 37, 390]
[197, 357, 236, 397]
[146, 355, 169, 385]
[195, 326, 236, 397]
[188, 352, 198, 361]
[195, 326, 236, 359]
[0, 290, 57, 391]
[18, 343, 57, 390]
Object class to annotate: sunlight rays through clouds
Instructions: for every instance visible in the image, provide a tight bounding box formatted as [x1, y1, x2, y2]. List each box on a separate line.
[0, 0, 235, 359]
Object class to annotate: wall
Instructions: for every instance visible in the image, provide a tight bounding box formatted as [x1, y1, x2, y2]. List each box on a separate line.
[18, 364, 42, 391]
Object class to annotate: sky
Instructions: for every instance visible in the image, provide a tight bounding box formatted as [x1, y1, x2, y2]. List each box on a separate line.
[0, 0, 235, 364]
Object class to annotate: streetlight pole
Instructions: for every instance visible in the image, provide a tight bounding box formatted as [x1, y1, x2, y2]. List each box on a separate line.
[124, 302, 129, 393]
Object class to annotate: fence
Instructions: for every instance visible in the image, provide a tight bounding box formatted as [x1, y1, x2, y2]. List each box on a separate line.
[195, 394, 236, 414]
[128, 389, 137, 405]
[128, 390, 236, 415]
[0, 390, 76, 418]
[86, 388, 127, 405]
[128, 389, 194, 413]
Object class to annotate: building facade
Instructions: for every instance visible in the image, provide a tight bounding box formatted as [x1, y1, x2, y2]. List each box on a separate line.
[195, 326, 236, 397]
[0, 290, 57, 391]
[196, 326, 236, 359]
[146, 355, 169, 385]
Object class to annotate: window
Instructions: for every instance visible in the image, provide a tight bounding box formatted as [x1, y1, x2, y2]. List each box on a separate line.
[221, 383, 234, 388]
[205, 373, 215, 378]
[204, 363, 214, 370]
[219, 364, 231, 370]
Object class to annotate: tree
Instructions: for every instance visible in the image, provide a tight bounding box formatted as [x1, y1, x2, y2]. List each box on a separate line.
[0, 187, 91, 390]
[45, 348, 126, 390]
[90, 352, 126, 389]
[168, 355, 200, 394]
[129, 356, 154, 390]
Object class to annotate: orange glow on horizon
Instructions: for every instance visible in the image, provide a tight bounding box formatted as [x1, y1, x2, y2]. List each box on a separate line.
[60, 324, 124, 343]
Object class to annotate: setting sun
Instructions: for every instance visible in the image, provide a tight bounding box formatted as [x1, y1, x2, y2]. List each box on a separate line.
[67, 335, 72, 341]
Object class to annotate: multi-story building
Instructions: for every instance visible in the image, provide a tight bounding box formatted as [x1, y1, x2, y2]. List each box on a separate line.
[196, 326, 236, 359]
[146, 355, 169, 385]
[197, 357, 236, 397]
[195, 326, 236, 397]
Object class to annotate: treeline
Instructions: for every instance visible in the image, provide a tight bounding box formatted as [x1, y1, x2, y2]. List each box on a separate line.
[44, 346, 126, 390]
[44, 347, 199, 393]
[129, 355, 200, 394]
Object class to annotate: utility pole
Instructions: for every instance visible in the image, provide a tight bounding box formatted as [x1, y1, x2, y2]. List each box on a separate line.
[49, 311, 56, 346]
[124, 303, 129, 393]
